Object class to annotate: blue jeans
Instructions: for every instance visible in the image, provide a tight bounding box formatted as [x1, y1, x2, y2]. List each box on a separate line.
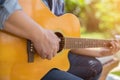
[41, 69, 83, 80]
[41, 52, 102, 80]
[67, 52, 102, 80]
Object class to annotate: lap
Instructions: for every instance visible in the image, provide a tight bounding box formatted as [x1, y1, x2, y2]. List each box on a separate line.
[42, 52, 102, 80]
[68, 52, 102, 80]
[41, 69, 83, 80]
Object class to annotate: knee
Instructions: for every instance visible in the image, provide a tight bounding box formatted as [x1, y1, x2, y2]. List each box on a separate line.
[68, 53, 103, 79]
[88, 59, 103, 77]
[69, 53, 103, 76]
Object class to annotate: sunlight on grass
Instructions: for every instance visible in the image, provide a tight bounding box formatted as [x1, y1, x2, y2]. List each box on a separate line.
[111, 71, 120, 76]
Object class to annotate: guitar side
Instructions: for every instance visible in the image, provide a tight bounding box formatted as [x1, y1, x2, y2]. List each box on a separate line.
[0, 0, 80, 80]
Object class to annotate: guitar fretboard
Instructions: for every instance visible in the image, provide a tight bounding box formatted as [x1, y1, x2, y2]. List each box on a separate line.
[64, 38, 112, 49]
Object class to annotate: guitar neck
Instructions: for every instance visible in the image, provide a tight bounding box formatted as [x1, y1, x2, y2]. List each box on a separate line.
[64, 37, 112, 49]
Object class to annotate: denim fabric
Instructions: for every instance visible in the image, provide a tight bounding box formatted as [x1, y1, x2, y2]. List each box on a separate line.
[0, 0, 22, 29]
[41, 52, 102, 80]
[42, 0, 64, 16]
[0, 0, 5, 5]
[41, 69, 83, 80]
[68, 52, 102, 80]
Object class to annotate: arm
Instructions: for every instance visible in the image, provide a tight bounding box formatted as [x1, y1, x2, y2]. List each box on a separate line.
[71, 48, 102, 57]
[1, 0, 60, 60]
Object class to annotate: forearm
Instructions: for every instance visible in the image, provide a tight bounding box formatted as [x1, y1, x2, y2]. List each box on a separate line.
[71, 40, 120, 58]
[0, 0, 60, 60]
[4, 10, 44, 41]
[70, 48, 103, 57]
[0, 0, 44, 41]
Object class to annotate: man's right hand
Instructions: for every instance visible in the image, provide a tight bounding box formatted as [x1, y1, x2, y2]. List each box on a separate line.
[4, 10, 60, 60]
[32, 29, 60, 60]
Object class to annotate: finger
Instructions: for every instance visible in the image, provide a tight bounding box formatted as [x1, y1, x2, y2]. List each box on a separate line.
[53, 37, 60, 54]
[53, 46, 58, 57]
[114, 42, 119, 51]
[108, 41, 115, 54]
[112, 40, 119, 52]
[114, 40, 120, 50]
[40, 50, 48, 59]
[41, 52, 47, 59]
[109, 41, 115, 50]
[52, 45, 59, 58]
[57, 39, 60, 52]
[41, 55, 47, 59]
[109, 40, 119, 54]
[45, 48, 53, 60]
[114, 43, 120, 53]
[47, 53, 53, 60]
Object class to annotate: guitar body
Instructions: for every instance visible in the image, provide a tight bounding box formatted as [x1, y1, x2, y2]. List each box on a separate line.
[0, 0, 80, 80]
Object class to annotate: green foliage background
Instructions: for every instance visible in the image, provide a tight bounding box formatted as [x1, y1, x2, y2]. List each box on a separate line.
[65, 0, 120, 76]
[65, 0, 120, 38]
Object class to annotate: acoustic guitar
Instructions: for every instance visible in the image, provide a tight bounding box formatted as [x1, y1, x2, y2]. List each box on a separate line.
[0, 0, 113, 80]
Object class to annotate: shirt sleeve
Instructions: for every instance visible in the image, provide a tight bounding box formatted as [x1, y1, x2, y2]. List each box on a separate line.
[0, 0, 5, 5]
[0, 0, 22, 30]
[42, 0, 64, 16]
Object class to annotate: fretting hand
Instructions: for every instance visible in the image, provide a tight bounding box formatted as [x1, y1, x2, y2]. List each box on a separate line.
[100, 40, 120, 56]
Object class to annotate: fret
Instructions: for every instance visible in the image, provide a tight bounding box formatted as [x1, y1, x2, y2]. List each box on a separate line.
[64, 37, 112, 49]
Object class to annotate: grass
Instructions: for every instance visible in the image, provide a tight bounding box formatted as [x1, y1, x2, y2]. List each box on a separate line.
[111, 71, 120, 76]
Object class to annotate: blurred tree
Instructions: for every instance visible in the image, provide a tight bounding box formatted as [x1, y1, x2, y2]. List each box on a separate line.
[65, 0, 100, 32]
[65, 0, 120, 37]
[95, 0, 120, 37]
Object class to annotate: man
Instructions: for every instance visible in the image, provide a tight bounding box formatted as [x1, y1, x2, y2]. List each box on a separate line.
[42, 0, 119, 80]
[0, 0, 120, 80]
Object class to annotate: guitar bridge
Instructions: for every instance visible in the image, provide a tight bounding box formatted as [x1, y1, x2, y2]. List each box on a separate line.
[27, 40, 34, 63]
